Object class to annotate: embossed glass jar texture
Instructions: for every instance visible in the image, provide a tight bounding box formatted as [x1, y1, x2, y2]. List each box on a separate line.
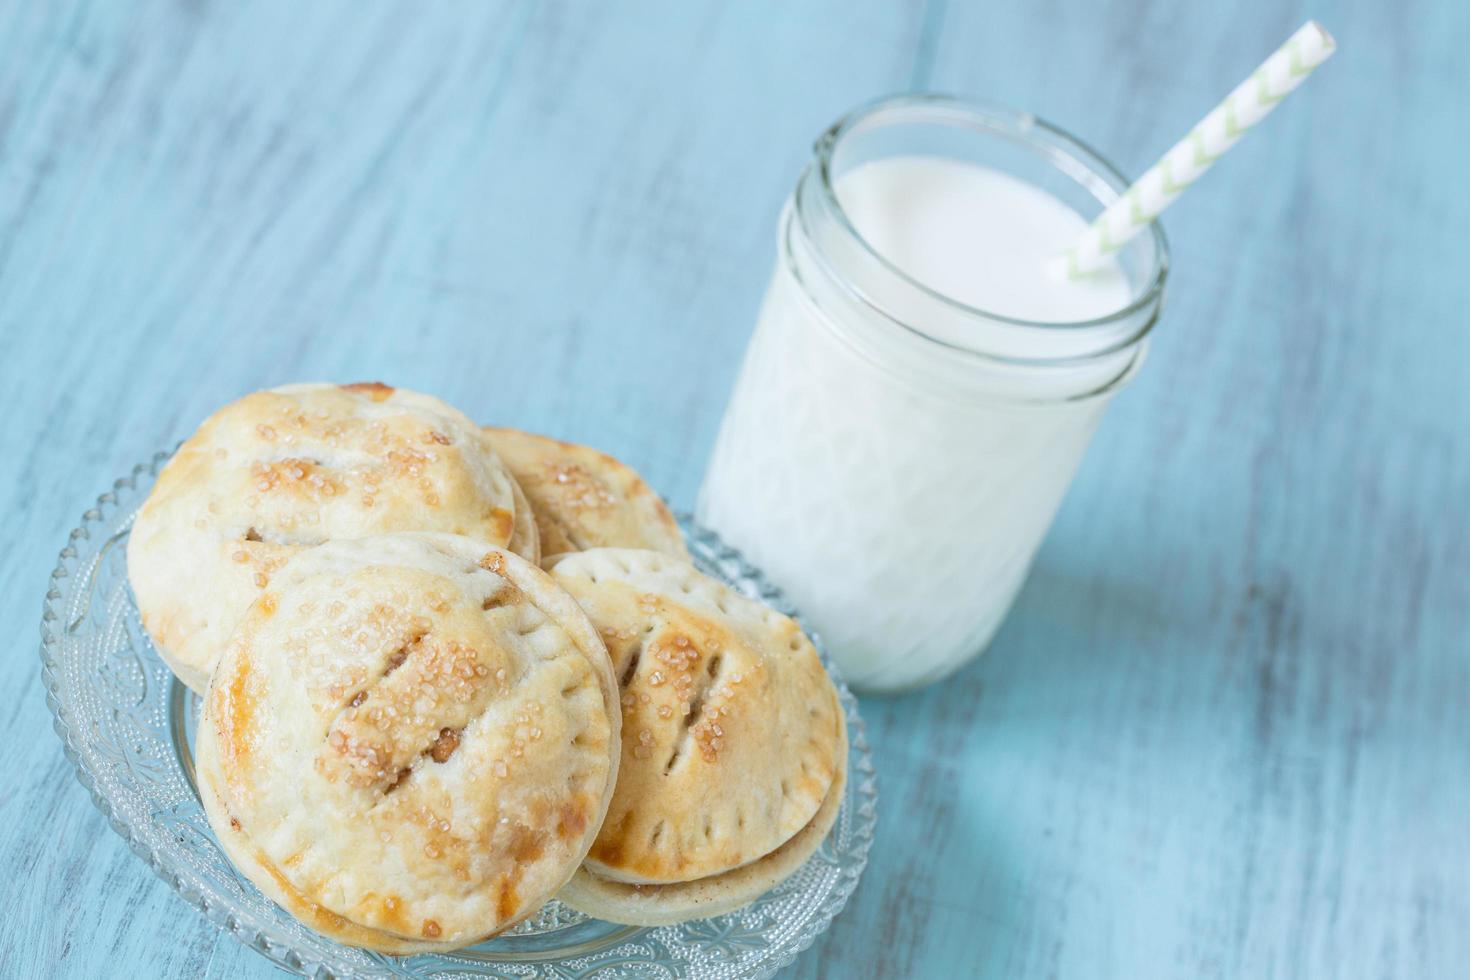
[698, 95, 1169, 693]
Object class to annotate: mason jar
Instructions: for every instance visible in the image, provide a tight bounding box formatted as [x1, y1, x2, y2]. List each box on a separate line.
[697, 95, 1168, 694]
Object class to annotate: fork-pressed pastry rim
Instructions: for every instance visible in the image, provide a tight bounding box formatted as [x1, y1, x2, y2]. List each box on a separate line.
[40, 452, 877, 979]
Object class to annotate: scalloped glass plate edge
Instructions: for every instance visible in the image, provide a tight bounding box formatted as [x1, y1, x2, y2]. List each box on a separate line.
[40, 452, 878, 979]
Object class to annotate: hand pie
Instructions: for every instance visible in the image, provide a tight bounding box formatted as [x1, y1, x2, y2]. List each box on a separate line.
[128, 382, 534, 692]
[549, 548, 845, 924]
[482, 428, 686, 564]
[195, 532, 619, 952]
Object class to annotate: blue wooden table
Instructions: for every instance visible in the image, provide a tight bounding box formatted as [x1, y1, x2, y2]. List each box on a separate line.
[5, 1, 1468, 977]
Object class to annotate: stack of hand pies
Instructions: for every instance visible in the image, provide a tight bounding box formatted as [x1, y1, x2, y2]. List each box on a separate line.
[125, 383, 847, 953]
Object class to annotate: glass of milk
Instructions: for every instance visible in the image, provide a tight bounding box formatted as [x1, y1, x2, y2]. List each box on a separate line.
[697, 95, 1168, 694]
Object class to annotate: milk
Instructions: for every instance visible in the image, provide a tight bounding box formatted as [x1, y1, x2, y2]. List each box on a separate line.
[835, 157, 1130, 322]
[698, 150, 1152, 693]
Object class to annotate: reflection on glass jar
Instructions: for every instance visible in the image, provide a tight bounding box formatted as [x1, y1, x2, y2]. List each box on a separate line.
[698, 95, 1168, 694]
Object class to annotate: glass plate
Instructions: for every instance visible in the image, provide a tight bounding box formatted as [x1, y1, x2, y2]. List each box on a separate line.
[40, 452, 877, 979]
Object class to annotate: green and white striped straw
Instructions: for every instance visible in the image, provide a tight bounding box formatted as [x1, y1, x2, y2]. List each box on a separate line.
[1056, 21, 1336, 278]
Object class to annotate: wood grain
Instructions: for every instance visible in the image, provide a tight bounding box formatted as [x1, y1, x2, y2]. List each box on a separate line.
[2, 0, 1467, 977]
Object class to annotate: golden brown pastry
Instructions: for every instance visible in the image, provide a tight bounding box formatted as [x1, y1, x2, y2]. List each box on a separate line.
[127, 382, 534, 692]
[195, 532, 620, 952]
[549, 548, 845, 924]
[556, 727, 846, 925]
[482, 427, 686, 564]
[504, 473, 542, 567]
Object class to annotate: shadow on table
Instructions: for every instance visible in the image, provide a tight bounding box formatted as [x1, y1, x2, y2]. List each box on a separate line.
[826, 555, 1196, 976]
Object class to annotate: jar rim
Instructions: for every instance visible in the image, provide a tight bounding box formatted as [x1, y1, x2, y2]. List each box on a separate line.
[809, 93, 1170, 339]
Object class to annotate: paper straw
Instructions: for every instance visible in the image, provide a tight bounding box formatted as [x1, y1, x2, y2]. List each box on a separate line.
[1056, 21, 1336, 278]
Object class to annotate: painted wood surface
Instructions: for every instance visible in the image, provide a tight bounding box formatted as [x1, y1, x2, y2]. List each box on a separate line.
[3, 1, 1468, 976]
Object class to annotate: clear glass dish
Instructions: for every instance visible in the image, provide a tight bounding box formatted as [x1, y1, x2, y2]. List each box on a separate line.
[41, 451, 877, 979]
